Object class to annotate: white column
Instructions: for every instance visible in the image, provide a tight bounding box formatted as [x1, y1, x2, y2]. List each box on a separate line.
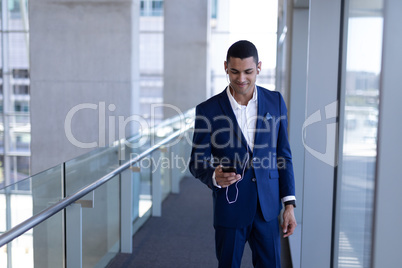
[301, 0, 342, 267]
[288, 6, 309, 224]
[29, 1, 141, 266]
[287, 5, 309, 268]
[372, 0, 402, 266]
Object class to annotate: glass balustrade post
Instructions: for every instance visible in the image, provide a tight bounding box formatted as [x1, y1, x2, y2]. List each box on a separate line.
[120, 167, 133, 253]
[151, 150, 162, 217]
[160, 146, 171, 200]
[131, 165, 141, 221]
[5, 187, 12, 268]
[171, 142, 181, 194]
[65, 203, 82, 268]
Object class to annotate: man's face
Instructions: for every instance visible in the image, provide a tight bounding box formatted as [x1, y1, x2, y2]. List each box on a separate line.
[225, 56, 261, 98]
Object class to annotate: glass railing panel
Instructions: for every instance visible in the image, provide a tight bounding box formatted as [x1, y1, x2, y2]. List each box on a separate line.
[0, 242, 7, 267]
[0, 165, 63, 268]
[152, 125, 172, 202]
[0, 177, 32, 233]
[138, 154, 152, 219]
[168, 136, 188, 194]
[65, 145, 120, 195]
[158, 110, 194, 201]
[7, 231, 33, 268]
[64, 145, 120, 268]
[31, 211, 64, 268]
[182, 127, 194, 177]
[0, 192, 7, 268]
[119, 168, 139, 221]
[31, 165, 64, 268]
[123, 132, 153, 226]
[175, 112, 194, 179]
[81, 175, 120, 268]
[0, 107, 196, 268]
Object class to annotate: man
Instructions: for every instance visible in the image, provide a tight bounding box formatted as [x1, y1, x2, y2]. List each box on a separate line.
[189, 40, 296, 268]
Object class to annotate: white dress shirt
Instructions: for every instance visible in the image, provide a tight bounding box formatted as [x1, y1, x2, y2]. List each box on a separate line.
[226, 85, 258, 152]
[212, 85, 295, 204]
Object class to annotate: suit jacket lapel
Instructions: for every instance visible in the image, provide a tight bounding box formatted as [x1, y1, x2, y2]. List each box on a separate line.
[217, 88, 249, 150]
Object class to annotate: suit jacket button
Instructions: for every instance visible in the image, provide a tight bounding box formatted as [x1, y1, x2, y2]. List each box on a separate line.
[251, 178, 256, 182]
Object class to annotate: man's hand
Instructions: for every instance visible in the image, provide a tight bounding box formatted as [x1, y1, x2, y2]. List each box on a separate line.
[215, 165, 241, 188]
[282, 205, 297, 238]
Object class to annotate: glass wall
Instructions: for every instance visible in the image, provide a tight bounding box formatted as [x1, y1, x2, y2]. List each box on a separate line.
[334, 0, 383, 267]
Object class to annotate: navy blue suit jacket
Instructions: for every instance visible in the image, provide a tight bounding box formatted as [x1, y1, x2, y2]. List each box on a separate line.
[189, 86, 295, 228]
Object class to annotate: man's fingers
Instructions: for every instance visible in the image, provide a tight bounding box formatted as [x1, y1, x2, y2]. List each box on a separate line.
[219, 172, 236, 178]
[216, 174, 241, 188]
[282, 217, 297, 238]
[283, 223, 295, 238]
[215, 166, 242, 188]
[282, 219, 289, 234]
[288, 223, 296, 234]
[282, 223, 290, 238]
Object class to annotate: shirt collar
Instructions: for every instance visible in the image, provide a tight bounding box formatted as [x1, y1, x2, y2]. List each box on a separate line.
[226, 85, 258, 110]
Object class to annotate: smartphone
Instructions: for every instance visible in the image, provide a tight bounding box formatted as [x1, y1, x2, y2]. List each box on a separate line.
[221, 166, 236, 173]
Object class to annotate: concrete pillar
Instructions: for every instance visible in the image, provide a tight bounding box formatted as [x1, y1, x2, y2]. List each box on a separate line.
[288, 4, 308, 225]
[163, 0, 210, 118]
[372, 0, 402, 266]
[287, 4, 309, 268]
[29, 1, 140, 266]
[301, 0, 342, 267]
[29, 0, 140, 174]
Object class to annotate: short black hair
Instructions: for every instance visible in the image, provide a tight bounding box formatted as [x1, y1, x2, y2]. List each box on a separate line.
[226, 40, 259, 65]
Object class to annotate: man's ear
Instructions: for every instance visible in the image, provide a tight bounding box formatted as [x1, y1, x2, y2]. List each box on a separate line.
[224, 61, 228, 74]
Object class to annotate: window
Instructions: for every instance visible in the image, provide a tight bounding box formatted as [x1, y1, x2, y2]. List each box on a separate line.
[334, 1, 384, 267]
[140, 0, 164, 16]
[12, 69, 29, 79]
[13, 85, 29, 95]
[211, 0, 218, 19]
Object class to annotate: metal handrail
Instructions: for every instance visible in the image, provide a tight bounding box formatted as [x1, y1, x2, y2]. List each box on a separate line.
[0, 123, 193, 247]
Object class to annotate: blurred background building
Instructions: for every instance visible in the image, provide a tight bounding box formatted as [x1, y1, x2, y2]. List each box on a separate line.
[0, 0, 30, 189]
